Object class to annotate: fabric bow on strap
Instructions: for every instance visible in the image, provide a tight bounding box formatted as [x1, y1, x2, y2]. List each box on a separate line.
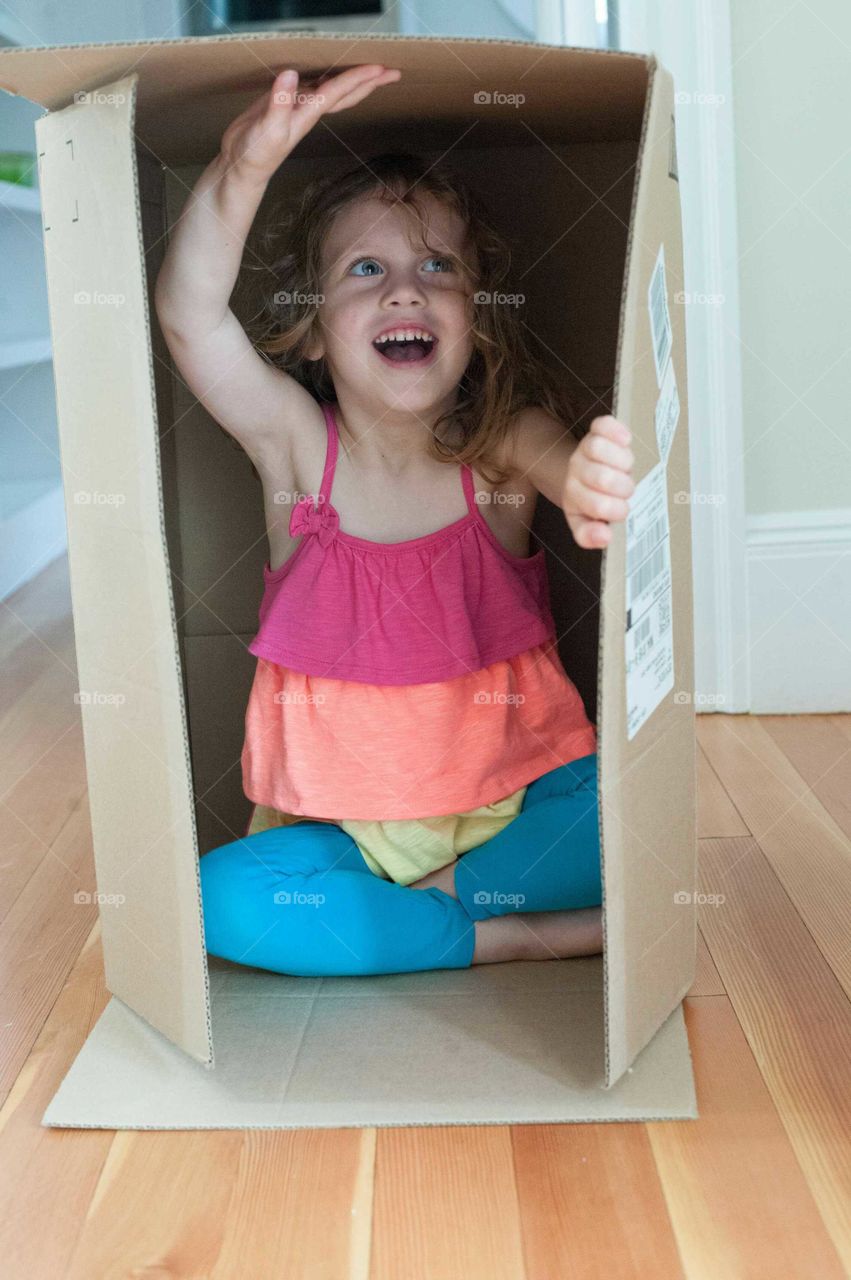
[289, 494, 340, 548]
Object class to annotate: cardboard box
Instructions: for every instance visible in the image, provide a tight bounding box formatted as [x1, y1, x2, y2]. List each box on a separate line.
[0, 33, 698, 1129]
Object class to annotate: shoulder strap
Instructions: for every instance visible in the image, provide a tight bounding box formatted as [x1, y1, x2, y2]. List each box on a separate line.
[461, 463, 479, 517]
[318, 401, 340, 506]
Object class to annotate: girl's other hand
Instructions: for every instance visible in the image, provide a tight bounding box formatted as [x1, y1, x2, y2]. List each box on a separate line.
[562, 415, 635, 550]
[218, 64, 402, 185]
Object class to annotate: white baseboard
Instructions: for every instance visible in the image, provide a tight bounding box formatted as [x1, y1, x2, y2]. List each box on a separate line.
[746, 509, 851, 713]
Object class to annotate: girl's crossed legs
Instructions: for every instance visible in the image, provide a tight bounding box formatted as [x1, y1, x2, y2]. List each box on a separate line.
[200, 753, 601, 978]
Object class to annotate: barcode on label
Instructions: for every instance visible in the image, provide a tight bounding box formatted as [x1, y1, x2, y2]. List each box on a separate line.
[648, 245, 672, 385]
[628, 542, 667, 604]
[634, 613, 653, 648]
[629, 515, 667, 570]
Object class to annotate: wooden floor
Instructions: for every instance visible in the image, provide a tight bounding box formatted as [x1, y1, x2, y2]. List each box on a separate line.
[1, 556, 850, 1279]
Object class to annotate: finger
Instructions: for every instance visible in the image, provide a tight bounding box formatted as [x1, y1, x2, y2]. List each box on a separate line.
[581, 432, 634, 474]
[325, 69, 402, 113]
[589, 414, 632, 446]
[304, 64, 395, 114]
[572, 516, 612, 549]
[580, 461, 635, 498]
[265, 69, 300, 116]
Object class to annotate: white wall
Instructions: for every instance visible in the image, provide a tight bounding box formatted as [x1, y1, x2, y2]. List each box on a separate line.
[730, 0, 851, 516]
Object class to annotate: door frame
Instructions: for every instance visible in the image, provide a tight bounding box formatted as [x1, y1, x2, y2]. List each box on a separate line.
[540, 0, 751, 712]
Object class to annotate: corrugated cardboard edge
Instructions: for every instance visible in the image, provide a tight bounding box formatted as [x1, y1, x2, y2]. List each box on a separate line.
[33, 72, 215, 1071]
[601, 53, 697, 1087]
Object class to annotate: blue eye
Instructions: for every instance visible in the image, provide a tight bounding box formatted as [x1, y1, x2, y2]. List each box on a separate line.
[347, 256, 454, 276]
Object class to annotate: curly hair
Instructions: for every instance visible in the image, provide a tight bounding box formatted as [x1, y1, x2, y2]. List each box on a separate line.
[237, 151, 580, 487]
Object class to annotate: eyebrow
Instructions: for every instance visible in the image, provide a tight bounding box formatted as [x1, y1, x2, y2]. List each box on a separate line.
[343, 244, 459, 258]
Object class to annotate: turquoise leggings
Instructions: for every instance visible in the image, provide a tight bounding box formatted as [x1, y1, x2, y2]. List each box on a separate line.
[200, 753, 600, 978]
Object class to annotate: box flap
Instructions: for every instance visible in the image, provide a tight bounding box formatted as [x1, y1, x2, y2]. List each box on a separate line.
[600, 58, 697, 1085]
[0, 33, 649, 166]
[34, 73, 214, 1067]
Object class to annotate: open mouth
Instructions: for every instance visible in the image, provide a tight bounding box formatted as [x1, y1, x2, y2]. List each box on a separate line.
[372, 332, 438, 366]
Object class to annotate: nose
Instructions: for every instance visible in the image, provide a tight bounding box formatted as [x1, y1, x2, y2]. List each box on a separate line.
[380, 266, 428, 308]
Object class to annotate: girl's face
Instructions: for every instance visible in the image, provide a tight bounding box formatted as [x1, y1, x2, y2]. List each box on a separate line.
[309, 193, 476, 419]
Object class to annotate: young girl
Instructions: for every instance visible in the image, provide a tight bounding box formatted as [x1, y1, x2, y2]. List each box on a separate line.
[155, 64, 635, 979]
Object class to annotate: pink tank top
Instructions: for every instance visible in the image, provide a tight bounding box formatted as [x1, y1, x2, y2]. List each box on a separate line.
[248, 400, 557, 684]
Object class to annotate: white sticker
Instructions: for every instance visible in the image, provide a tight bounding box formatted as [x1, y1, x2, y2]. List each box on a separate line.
[625, 462, 674, 740]
[655, 356, 680, 467]
[648, 243, 672, 387]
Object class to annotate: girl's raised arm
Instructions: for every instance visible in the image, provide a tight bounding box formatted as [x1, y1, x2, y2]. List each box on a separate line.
[153, 64, 401, 468]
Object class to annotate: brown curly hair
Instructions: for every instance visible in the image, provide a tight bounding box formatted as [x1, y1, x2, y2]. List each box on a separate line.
[237, 151, 580, 486]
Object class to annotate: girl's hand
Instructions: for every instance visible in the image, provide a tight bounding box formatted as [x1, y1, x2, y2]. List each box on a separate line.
[219, 64, 402, 185]
[562, 415, 635, 550]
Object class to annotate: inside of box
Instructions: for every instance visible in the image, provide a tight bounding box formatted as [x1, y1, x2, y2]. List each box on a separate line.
[143, 126, 640, 856]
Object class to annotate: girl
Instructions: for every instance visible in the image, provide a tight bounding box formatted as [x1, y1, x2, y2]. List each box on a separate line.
[155, 64, 635, 979]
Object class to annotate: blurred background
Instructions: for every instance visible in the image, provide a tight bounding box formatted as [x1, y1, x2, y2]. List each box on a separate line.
[1, 0, 848, 714]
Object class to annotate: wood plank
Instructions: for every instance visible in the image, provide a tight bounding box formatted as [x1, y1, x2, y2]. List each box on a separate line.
[0, 924, 113, 1279]
[649, 996, 845, 1279]
[0, 719, 88, 929]
[696, 741, 749, 838]
[0, 800, 98, 1100]
[698, 714, 851, 999]
[512, 1122, 684, 1278]
[760, 713, 851, 841]
[698, 834, 851, 1270]
[690, 924, 725, 997]
[372, 1127, 525, 1280]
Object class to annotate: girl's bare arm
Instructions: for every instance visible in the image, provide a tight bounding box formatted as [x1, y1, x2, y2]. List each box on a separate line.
[154, 64, 401, 468]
